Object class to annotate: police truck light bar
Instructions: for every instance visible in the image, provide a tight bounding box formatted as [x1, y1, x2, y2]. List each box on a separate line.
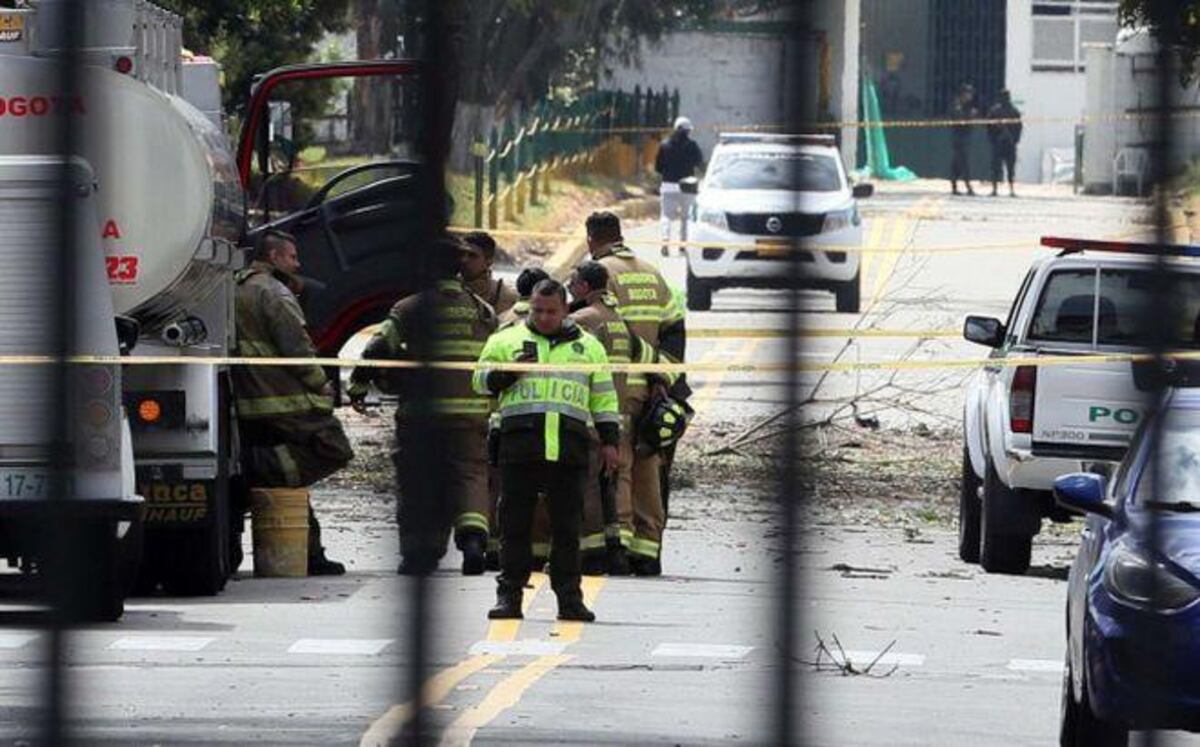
[1040, 236, 1200, 258]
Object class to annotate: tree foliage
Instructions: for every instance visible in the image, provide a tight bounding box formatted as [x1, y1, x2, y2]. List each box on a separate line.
[1119, 0, 1200, 81]
[158, 0, 352, 113]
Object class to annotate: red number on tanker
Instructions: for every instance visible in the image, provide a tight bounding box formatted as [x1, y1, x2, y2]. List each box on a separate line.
[105, 255, 139, 284]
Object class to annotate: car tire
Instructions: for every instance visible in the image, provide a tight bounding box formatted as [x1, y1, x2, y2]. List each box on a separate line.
[1060, 650, 1128, 747]
[958, 446, 982, 563]
[686, 267, 713, 311]
[980, 460, 1033, 575]
[835, 271, 861, 314]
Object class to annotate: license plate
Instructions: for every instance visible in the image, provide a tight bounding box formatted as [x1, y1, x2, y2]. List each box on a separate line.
[0, 469, 49, 499]
[755, 239, 792, 257]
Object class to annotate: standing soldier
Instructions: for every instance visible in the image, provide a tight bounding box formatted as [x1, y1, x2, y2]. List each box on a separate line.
[654, 116, 705, 255]
[585, 211, 687, 575]
[986, 89, 1022, 198]
[568, 261, 675, 575]
[475, 279, 620, 622]
[347, 238, 497, 575]
[233, 229, 351, 576]
[949, 82, 977, 196]
[460, 231, 519, 316]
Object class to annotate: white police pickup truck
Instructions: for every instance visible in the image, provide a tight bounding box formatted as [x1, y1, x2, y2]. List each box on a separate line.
[685, 133, 872, 313]
[960, 237, 1200, 574]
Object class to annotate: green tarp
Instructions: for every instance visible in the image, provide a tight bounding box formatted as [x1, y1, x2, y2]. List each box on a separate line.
[860, 78, 917, 182]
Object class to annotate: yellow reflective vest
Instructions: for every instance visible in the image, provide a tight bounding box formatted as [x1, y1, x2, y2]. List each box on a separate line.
[473, 320, 620, 465]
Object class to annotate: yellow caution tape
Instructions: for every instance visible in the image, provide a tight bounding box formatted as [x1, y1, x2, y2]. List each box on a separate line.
[548, 109, 1200, 135]
[1, 349, 1195, 376]
[688, 327, 958, 339]
[446, 224, 1181, 255]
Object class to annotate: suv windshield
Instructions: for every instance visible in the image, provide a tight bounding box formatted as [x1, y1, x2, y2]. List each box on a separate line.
[1027, 268, 1200, 346]
[706, 152, 842, 192]
[1135, 408, 1200, 505]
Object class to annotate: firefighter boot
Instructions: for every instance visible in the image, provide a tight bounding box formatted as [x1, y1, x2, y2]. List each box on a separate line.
[460, 533, 486, 576]
[487, 590, 523, 620]
[556, 593, 596, 622]
[606, 541, 631, 577]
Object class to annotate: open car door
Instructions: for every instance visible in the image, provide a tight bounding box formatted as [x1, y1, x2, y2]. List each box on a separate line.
[235, 60, 427, 355]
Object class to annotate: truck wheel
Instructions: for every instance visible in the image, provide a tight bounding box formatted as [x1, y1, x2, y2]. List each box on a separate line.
[957, 447, 982, 563]
[68, 521, 126, 623]
[1060, 652, 1127, 747]
[162, 522, 226, 596]
[835, 271, 861, 314]
[980, 461, 1033, 575]
[686, 267, 713, 311]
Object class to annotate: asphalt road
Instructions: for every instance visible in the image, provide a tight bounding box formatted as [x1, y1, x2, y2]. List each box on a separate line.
[0, 182, 1195, 745]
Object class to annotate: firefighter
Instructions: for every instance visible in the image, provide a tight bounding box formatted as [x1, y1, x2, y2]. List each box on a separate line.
[585, 211, 688, 576]
[232, 229, 351, 576]
[474, 279, 620, 622]
[347, 238, 497, 575]
[460, 231, 519, 316]
[568, 261, 676, 576]
[499, 266, 550, 327]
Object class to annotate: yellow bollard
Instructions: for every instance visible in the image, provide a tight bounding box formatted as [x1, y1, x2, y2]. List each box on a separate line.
[250, 487, 310, 577]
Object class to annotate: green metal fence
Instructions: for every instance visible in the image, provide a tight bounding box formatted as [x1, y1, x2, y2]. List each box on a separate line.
[473, 86, 680, 229]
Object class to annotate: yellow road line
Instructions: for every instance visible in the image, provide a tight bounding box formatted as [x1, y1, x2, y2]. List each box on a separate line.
[435, 655, 574, 747]
[435, 578, 607, 746]
[860, 213, 889, 291]
[358, 573, 549, 746]
[690, 338, 762, 415]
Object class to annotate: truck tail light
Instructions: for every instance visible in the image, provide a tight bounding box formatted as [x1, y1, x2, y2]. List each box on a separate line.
[1010, 365, 1037, 434]
[114, 56, 134, 75]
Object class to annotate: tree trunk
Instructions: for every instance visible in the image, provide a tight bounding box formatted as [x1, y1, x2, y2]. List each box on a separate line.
[350, 0, 395, 154]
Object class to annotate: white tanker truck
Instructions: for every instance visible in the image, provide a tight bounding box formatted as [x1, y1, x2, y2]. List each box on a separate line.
[0, 0, 424, 619]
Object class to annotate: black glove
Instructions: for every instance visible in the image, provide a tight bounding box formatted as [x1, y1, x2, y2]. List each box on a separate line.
[486, 370, 519, 393]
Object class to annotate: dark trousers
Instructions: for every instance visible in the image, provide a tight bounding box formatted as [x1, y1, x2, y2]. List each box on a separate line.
[991, 143, 1016, 188]
[950, 142, 972, 190]
[497, 462, 585, 599]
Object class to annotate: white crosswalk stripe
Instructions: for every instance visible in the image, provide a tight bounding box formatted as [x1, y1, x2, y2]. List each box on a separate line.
[1007, 658, 1064, 674]
[109, 636, 214, 652]
[287, 638, 392, 655]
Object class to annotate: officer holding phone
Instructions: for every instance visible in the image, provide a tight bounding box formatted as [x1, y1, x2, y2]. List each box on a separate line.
[474, 279, 620, 622]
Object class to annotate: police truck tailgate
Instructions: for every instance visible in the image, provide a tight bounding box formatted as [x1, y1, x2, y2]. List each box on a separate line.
[1032, 357, 1148, 458]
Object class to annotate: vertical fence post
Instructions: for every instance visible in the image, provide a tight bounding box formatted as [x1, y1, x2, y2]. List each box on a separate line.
[529, 106, 541, 207]
[503, 119, 516, 223]
[472, 139, 485, 228]
[487, 125, 499, 229]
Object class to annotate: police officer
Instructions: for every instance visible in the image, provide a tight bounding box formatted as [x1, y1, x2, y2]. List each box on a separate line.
[568, 261, 675, 575]
[460, 231, 519, 316]
[655, 116, 705, 255]
[986, 89, 1022, 198]
[475, 279, 620, 622]
[585, 211, 687, 575]
[347, 238, 497, 575]
[949, 83, 978, 196]
[233, 229, 351, 576]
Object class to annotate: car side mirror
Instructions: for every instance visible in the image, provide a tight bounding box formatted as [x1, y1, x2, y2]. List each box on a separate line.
[114, 315, 140, 356]
[852, 183, 874, 199]
[1054, 473, 1112, 518]
[963, 315, 1005, 348]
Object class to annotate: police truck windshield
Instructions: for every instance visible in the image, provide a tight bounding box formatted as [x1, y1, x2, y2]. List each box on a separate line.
[706, 152, 842, 192]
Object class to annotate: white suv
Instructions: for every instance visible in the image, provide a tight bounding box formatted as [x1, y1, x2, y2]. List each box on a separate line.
[685, 133, 871, 312]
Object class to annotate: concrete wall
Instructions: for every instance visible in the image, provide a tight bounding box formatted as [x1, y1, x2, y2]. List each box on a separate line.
[602, 5, 860, 171]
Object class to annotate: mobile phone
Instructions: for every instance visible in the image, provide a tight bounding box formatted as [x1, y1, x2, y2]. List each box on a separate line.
[520, 340, 539, 362]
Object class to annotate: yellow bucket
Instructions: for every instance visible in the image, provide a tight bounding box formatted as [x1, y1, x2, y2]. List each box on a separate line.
[250, 488, 310, 577]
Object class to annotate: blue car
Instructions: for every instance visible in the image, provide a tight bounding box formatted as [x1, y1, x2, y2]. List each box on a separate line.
[1055, 388, 1200, 746]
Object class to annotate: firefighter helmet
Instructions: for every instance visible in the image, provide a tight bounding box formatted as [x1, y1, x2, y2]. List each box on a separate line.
[639, 397, 690, 453]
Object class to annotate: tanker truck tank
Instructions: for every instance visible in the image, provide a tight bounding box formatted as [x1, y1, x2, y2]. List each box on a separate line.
[0, 56, 243, 334]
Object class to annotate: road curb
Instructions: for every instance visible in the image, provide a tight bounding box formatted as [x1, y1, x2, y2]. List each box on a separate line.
[543, 195, 659, 279]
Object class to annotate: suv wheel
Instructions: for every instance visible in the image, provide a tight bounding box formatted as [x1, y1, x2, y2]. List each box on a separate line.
[686, 267, 713, 311]
[958, 446, 982, 563]
[1060, 651, 1127, 746]
[835, 271, 861, 313]
[980, 460, 1033, 574]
